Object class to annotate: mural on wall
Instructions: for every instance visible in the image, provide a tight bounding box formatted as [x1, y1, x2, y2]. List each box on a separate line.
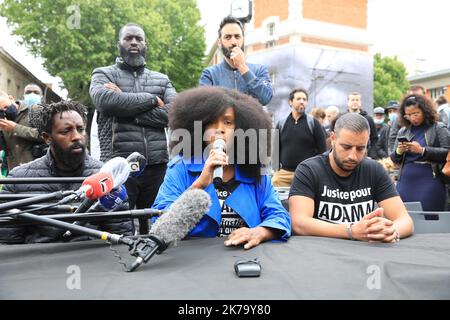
[247, 44, 374, 123]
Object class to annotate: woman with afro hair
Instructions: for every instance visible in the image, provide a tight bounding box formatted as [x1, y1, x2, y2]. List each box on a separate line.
[152, 86, 290, 249]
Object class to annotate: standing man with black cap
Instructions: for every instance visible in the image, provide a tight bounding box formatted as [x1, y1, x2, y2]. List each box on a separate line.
[373, 106, 389, 159]
[89, 23, 177, 234]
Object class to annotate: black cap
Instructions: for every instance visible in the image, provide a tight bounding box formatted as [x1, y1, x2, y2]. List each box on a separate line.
[385, 100, 399, 114]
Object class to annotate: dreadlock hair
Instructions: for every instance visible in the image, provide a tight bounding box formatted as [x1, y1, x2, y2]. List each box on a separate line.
[29, 100, 88, 135]
[169, 86, 272, 183]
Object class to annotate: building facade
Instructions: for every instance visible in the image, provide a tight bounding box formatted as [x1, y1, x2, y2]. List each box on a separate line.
[0, 47, 60, 103]
[408, 69, 450, 101]
[210, 0, 373, 121]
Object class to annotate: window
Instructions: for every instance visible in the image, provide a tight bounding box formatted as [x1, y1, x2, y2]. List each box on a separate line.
[429, 87, 446, 100]
[269, 71, 276, 86]
[265, 40, 276, 48]
[267, 22, 275, 37]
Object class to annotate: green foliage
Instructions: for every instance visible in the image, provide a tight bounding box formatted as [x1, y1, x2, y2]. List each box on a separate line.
[373, 53, 409, 108]
[0, 0, 206, 105]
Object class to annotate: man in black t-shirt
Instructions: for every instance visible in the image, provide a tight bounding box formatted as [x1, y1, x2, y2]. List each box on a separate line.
[272, 88, 326, 187]
[289, 113, 414, 242]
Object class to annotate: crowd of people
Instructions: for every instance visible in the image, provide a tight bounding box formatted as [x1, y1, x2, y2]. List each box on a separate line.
[2, 14, 450, 248]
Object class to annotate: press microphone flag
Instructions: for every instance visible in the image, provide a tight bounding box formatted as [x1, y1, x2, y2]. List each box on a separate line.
[80, 172, 114, 200]
[99, 185, 128, 211]
[126, 152, 147, 178]
[212, 138, 226, 187]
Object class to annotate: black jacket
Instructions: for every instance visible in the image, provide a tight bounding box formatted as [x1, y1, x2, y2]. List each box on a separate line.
[89, 58, 177, 164]
[390, 122, 450, 181]
[0, 151, 133, 244]
[374, 123, 390, 159]
[359, 110, 378, 159]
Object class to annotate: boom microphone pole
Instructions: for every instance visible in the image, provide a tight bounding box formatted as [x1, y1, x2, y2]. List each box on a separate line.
[0, 208, 164, 227]
[0, 190, 74, 213]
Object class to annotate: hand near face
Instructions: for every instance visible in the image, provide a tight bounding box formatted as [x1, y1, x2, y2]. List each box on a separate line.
[229, 47, 249, 74]
[192, 148, 228, 189]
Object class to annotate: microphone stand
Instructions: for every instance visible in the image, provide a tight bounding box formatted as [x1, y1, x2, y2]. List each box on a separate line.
[6, 209, 166, 272]
[0, 190, 75, 213]
[0, 209, 164, 226]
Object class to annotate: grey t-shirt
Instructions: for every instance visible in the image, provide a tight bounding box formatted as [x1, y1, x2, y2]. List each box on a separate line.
[289, 152, 398, 223]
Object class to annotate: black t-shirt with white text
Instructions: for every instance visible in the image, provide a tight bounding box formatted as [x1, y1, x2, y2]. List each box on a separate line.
[289, 152, 398, 224]
[215, 178, 247, 237]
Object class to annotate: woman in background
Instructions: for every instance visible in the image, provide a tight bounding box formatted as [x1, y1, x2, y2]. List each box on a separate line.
[391, 94, 450, 211]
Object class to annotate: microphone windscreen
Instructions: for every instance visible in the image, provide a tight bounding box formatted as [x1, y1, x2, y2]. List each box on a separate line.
[100, 157, 131, 188]
[150, 189, 211, 247]
[82, 172, 114, 199]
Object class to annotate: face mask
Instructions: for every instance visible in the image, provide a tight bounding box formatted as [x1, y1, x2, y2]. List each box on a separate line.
[388, 113, 397, 123]
[0, 104, 18, 121]
[24, 93, 42, 107]
[374, 118, 384, 125]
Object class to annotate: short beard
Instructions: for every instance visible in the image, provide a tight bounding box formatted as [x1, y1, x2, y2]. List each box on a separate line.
[332, 150, 357, 173]
[119, 46, 147, 68]
[221, 43, 244, 59]
[52, 140, 86, 170]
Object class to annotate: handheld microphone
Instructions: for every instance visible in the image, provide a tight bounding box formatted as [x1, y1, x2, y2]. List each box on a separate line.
[127, 188, 211, 272]
[212, 139, 226, 188]
[126, 152, 147, 178]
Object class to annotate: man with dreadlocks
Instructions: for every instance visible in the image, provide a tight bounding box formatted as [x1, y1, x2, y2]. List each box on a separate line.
[0, 101, 132, 244]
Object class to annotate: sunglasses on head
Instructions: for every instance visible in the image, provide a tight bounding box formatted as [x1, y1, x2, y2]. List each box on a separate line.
[405, 96, 418, 106]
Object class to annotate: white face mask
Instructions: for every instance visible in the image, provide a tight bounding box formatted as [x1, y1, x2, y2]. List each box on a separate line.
[388, 113, 397, 123]
[24, 93, 42, 107]
[374, 118, 384, 125]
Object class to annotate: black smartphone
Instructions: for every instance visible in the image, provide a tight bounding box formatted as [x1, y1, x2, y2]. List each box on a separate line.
[397, 136, 409, 143]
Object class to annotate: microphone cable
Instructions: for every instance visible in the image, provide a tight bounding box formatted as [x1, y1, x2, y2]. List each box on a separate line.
[108, 241, 129, 271]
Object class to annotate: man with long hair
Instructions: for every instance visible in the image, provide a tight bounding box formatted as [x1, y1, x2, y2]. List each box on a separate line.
[199, 15, 273, 106]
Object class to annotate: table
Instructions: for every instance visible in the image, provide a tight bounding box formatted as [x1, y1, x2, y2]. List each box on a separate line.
[1, 234, 449, 299]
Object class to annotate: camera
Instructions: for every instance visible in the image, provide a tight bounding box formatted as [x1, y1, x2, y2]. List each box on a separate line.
[0, 110, 6, 119]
